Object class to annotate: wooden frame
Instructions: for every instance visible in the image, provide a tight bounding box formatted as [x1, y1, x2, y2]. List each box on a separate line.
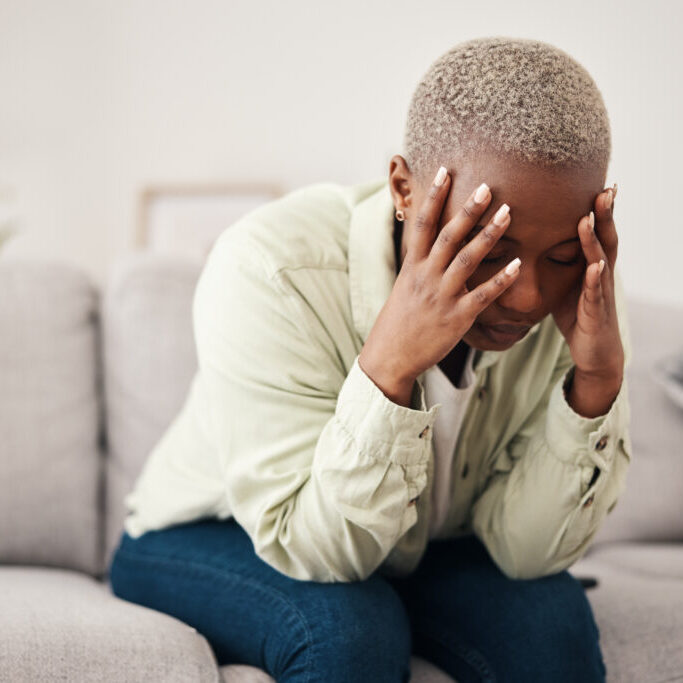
[136, 182, 283, 260]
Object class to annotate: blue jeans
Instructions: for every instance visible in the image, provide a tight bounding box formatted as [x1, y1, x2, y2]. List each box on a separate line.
[109, 518, 606, 682]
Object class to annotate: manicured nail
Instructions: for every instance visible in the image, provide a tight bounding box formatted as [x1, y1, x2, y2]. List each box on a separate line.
[434, 166, 447, 187]
[493, 203, 510, 226]
[474, 182, 490, 203]
[612, 183, 618, 198]
[505, 257, 521, 276]
[588, 211, 595, 230]
[604, 189, 613, 210]
[598, 259, 605, 275]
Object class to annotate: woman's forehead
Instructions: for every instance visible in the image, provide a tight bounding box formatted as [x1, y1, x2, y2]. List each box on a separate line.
[445, 155, 604, 226]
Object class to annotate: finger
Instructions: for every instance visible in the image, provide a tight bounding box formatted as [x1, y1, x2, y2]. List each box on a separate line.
[442, 202, 511, 288]
[580, 259, 605, 324]
[428, 181, 493, 272]
[460, 256, 521, 319]
[594, 187, 618, 267]
[578, 210, 611, 289]
[404, 166, 452, 264]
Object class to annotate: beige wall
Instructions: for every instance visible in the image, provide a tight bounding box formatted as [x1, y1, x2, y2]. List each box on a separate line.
[0, 0, 680, 306]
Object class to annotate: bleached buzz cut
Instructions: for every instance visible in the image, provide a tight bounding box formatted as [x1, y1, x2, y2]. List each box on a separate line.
[403, 37, 611, 183]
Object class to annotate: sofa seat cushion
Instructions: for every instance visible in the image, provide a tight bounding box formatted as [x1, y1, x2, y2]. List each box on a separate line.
[584, 541, 683, 580]
[0, 567, 221, 682]
[218, 655, 456, 683]
[570, 544, 683, 682]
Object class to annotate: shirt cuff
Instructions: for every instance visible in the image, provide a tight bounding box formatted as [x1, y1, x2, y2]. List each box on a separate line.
[544, 364, 630, 471]
[334, 355, 441, 467]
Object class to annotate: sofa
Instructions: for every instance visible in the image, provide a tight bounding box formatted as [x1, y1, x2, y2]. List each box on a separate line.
[1, 252, 682, 683]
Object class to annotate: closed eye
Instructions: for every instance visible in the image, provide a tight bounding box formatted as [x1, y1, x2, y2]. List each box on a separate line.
[481, 256, 580, 266]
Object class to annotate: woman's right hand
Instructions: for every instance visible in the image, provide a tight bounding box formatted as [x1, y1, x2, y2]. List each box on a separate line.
[358, 166, 522, 406]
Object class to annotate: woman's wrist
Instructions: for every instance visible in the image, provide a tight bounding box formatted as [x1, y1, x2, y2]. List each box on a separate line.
[564, 366, 623, 418]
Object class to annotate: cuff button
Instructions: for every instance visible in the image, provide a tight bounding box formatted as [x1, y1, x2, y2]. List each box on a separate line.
[595, 436, 609, 451]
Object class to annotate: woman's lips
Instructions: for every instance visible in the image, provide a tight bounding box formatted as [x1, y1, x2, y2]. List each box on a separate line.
[477, 322, 532, 343]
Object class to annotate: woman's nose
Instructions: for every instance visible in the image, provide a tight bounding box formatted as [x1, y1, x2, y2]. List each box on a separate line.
[495, 264, 544, 316]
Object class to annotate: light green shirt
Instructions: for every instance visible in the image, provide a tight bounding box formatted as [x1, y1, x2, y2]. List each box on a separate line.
[123, 177, 632, 582]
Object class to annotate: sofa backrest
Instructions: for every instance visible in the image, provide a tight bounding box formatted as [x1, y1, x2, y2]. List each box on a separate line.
[102, 253, 683, 562]
[3, 255, 681, 576]
[593, 295, 683, 547]
[102, 253, 201, 568]
[0, 261, 104, 576]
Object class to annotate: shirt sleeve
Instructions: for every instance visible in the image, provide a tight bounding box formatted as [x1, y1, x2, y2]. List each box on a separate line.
[192, 230, 440, 583]
[470, 267, 633, 580]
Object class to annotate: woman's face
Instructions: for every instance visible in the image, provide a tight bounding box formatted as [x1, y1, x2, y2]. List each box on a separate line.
[390, 152, 607, 351]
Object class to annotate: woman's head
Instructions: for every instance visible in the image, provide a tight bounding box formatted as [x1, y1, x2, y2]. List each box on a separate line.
[389, 37, 612, 351]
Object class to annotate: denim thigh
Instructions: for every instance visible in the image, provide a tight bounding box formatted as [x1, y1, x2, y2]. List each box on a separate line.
[383, 534, 606, 683]
[109, 518, 412, 683]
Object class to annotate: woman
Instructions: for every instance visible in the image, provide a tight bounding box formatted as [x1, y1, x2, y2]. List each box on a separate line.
[110, 36, 631, 682]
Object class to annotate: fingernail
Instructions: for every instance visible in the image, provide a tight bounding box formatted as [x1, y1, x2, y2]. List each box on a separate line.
[588, 211, 595, 230]
[604, 189, 613, 210]
[434, 166, 447, 187]
[598, 259, 605, 275]
[505, 257, 521, 276]
[474, 182, 490, 203]
[612, 182, 618, 198]
[493, 203, 510, 226]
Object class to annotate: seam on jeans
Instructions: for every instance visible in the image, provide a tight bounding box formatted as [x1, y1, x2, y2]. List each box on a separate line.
[114, 547, 313, 683]
[415, 614, 497, 683]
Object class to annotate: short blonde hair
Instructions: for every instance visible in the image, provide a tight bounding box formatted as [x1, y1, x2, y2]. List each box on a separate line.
[403, 37, 611, 183]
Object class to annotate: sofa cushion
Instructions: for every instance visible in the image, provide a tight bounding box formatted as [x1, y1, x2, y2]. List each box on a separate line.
[579, 541, 683, 580]
[102, 253, 202, 567]
[0, 566, 221, 682]
[0, 261, 103, 575]
[570, 544, 683, 683]
[591, 296, 683, 547]
[218, 655, 457, 683]
[653, 349, 683, 412]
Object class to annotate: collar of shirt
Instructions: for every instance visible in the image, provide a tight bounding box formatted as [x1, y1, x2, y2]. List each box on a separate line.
[347, 177, 542, 377]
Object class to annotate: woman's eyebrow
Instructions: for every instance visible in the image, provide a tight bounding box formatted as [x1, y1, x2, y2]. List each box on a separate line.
[472, 225, 580, 246]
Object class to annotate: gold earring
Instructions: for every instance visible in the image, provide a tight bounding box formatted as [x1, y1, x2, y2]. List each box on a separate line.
[395, 209, 405, 221]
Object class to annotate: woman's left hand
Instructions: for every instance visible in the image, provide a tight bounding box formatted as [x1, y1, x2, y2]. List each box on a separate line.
[551, 184, 624, 382]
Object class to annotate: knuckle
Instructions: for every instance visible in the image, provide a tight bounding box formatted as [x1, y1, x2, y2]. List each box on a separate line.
[437, 229, 452, 247]
[493, 273, 506, 288]
[457, 249, 472, 269]
[461, 202, 476, 221]
[479, 226, 497, 246]
[474, 288, 489, 306]
[414, 212, 430, 232]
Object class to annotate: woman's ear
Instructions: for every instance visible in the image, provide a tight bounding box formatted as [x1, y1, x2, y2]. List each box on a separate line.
[388, 155, 415, 214]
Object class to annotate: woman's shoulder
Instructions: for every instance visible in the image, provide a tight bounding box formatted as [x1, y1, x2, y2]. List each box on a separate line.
[208, 178, 386, 280]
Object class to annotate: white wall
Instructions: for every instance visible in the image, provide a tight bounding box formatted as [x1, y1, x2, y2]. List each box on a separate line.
[0, 0, 680, 306]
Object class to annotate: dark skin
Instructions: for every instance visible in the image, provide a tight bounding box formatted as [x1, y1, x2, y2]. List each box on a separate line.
[384, 152, 624, 417]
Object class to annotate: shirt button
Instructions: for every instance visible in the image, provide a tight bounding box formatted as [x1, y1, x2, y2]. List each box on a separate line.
[478, 387, 487, 400]
[419, 426, 430, 438]
[461, 462, 469, 478]
[583, 494, 595, 509]
[595, 436, 609, 451]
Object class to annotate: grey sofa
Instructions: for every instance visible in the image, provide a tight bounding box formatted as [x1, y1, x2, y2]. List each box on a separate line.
[1, 253, 682, 683]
